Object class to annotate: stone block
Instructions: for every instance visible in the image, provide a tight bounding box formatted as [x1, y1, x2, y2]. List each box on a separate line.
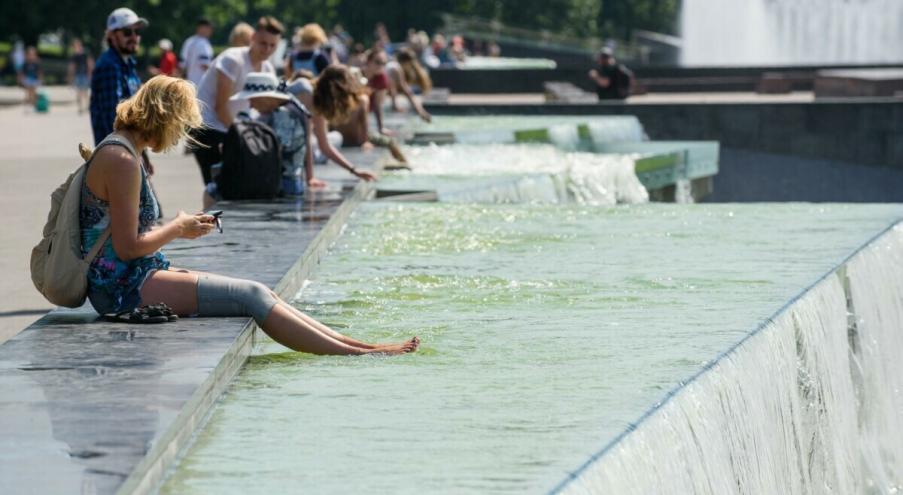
[757, 73, 793, 94]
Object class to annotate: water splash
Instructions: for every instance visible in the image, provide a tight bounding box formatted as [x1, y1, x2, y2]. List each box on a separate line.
[681, 0, 903, 66]
[557, 224, 903, 494]
[399, 144, 649, 205]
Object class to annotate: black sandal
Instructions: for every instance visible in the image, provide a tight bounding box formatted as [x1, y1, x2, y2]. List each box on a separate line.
[105, 303, 177, 324]
[143, 303, 178, 322]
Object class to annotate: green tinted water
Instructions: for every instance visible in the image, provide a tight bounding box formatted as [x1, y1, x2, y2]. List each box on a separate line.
[161, 202, 901, 494]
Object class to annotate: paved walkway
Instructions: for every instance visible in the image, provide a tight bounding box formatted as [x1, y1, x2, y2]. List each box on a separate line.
[0, 85, 77, 107]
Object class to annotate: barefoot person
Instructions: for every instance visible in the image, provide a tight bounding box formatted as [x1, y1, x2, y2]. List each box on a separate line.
[82, 75, 418, 355]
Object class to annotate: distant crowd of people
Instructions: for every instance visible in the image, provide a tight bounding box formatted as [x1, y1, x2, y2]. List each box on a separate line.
[68, 11, 441, 202]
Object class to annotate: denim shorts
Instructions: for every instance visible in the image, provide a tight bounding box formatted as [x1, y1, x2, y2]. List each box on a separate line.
[74, 74, 89, 89]
[86, 269, 158, 315]
[87, 289, 124, 315]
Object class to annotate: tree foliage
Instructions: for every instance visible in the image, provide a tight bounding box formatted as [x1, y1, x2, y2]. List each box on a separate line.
[2, 0, 679, 53]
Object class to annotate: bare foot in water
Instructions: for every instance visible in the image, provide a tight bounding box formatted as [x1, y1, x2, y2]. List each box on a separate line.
[367, 337, 420, 355]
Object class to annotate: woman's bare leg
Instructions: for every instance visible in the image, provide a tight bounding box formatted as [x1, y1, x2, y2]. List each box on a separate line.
[283, 303, 418, 350]
[169, 267, 416, 349]
[141, 269, 417, 355]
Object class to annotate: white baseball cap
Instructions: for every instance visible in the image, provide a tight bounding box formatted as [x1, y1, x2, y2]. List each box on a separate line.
[230, 72, 291, 102]
[107, 8, 149, 31]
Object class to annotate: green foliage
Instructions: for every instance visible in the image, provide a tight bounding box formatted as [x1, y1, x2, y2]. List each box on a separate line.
[1, 0, 679, 55]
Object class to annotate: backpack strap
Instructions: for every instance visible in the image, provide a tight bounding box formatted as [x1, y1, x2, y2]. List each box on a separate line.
[83, 227, 111, 263]
[97, 133, 140, 159]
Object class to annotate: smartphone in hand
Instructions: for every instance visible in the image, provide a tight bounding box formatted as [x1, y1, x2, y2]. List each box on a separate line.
[207, 210, 224, 233]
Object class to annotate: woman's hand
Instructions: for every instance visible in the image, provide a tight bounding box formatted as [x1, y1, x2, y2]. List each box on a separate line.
[307, 177, 328, 189]
[418, 110, 432, 123]
[353, 169, 378, 182]
[175, 211, 214, 239]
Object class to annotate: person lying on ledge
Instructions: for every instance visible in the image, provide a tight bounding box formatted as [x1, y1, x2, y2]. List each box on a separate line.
[81, 75, 418, 355]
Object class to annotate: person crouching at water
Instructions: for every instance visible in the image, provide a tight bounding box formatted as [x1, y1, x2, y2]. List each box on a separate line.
[82, 75, 418, 355]
[305, 65, 407, 164]
[285, 67, 383, 177]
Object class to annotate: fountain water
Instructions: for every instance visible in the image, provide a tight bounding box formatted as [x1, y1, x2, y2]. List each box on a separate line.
[681, 0, 903, 66]
[386, 144, 649, 205]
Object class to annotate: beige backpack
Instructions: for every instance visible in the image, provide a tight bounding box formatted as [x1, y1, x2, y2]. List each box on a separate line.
[30, 135, 138, 307]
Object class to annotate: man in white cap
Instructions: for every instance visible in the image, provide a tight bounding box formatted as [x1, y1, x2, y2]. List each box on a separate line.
[89, 7, 149, 144]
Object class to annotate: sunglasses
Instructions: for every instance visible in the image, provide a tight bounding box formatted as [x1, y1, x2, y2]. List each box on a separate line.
[117, 28, 142, 38]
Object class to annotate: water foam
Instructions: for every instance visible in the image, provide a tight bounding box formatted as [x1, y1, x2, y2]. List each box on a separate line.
[557, 224, 903, 494]
[403, 144, 649, 205]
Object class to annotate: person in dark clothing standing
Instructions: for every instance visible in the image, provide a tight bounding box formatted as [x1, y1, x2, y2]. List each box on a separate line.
[90, 7, 148, 145]
[18, 46, 42, 110]
[68, 39, 93, 114]
[588, 47, 633, 100]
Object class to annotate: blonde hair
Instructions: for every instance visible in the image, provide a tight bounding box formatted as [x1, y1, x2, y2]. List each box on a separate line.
[229, 22, 254, 47]
[114, 76, 202, 152]
[300, 23, 327, 46]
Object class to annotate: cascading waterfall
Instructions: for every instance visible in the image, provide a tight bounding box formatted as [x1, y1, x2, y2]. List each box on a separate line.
[681, 0, 903, 66]
[556, 225, 903, 494]
[403, 144, 649, 205]
[846, 227, 903, 490]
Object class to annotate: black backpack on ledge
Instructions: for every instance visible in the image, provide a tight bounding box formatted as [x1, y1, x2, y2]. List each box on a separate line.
[217, 117, 283, 200]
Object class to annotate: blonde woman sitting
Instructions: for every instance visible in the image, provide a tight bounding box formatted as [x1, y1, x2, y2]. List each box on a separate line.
[81, 75, 417, 355]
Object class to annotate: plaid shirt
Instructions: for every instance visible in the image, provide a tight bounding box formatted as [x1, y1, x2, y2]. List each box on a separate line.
[90, 49, 141, 144]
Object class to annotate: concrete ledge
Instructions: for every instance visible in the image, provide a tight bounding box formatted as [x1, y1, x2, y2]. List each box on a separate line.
[429, 64, 903, 95]
[0, 153, 382, 495]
